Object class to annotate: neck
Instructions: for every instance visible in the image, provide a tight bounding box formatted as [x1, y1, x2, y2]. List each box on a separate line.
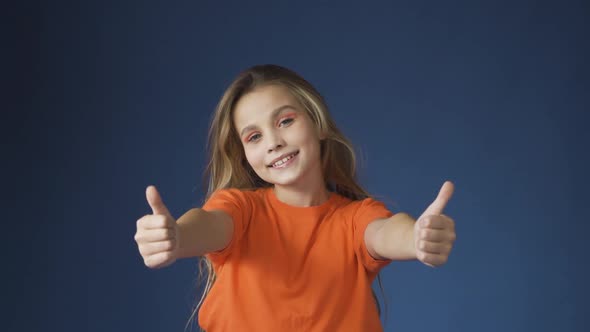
[272, 181, 330, 207]
[271, 155, 330, 207]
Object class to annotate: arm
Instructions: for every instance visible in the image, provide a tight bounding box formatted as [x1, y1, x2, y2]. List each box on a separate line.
[137, 186, 234, 269]
[175, 208, 233, 259]
[364, 213, 417, 261]
[365, 181, 457, 266]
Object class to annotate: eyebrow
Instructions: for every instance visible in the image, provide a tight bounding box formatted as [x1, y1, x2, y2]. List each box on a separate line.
[239, 105, 297, 138]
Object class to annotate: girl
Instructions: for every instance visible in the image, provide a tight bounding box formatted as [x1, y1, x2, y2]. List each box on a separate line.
[134, 64, 457, 331]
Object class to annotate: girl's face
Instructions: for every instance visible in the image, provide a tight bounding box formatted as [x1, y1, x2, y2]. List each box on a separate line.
[233, 84, 323, 188]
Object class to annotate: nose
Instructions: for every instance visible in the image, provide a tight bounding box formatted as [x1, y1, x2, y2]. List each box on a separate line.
[266, 129, 285, 153]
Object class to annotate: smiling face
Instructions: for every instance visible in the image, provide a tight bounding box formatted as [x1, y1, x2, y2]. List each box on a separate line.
[233, 84, 324, 189]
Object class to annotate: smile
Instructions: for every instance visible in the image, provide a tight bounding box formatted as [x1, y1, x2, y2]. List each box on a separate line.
[268, 151, 299, 169]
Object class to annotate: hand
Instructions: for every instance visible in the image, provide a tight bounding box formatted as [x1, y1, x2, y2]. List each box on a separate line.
[134, 185, 179, 269]
[414, 181, 456, 268]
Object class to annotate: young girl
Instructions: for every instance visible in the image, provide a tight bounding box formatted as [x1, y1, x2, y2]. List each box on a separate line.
[134, 64, 457, 331]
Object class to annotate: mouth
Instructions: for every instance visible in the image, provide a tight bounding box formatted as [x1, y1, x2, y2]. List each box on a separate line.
[267, 151, 299, 168]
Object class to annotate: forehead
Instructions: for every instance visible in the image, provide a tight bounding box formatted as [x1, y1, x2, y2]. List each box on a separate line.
[233, 85, 300, 129]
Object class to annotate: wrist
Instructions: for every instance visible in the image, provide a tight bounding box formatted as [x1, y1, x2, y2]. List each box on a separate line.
[376, 213, 417, 261]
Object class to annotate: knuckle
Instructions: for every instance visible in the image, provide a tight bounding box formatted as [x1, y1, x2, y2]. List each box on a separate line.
[159, 216, 169, 228]
[443, 244, 452, 254]
[162, 252, 172, 261]
[162, 228, 172, 239]
[137, 215, 149, 228]
[163, 240, 174, 251]
[417, 251, 427, 261]
[448, 233, 456, 242]
[152, 215, 163, 226]
[143, 257, 152, 267]
[145, 256, 161, 269]
[158, 215, 169, 225]
[153, 229, 164, 239]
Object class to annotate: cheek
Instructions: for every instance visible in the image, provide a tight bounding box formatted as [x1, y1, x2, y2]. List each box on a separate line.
[244, 147, 265, 168]
[298, 128, 321, 151]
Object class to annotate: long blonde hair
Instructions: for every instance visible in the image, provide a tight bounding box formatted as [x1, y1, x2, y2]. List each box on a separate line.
[186, 64, 387, 331]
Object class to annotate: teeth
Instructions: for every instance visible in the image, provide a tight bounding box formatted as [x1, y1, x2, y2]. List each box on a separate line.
[272, 153, 295, 167]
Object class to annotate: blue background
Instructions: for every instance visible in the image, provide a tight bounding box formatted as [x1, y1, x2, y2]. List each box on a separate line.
[9, 0, 589, 331]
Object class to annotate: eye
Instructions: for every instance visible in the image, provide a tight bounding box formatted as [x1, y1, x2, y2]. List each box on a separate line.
[247, 133, 261, 142]
[279, 118, 294, 127]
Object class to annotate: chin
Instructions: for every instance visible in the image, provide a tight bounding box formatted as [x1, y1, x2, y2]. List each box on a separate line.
[260, 174, 300, 187]
[257, 168, 303, 187]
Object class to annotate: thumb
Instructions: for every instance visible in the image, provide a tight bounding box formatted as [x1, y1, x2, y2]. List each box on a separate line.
[146, 185, 172, 216]
[419, 180, 454, 219]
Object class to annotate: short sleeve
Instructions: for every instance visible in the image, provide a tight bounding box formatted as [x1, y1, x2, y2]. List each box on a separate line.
[201, 189, 251, 265]
[352, 198, 394, 273]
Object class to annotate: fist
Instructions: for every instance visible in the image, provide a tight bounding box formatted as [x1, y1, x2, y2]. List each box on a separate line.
[134, 185, 179, 269]
[414, 181, 457, 267]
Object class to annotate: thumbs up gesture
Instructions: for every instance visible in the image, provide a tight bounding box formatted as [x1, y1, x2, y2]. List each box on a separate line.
[134, 185, 179, 269]
[414, 181, 457, 267]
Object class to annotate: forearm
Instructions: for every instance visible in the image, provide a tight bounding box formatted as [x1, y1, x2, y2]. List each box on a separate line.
[373, 213, 417, 261]
[175, 208, 229, 259]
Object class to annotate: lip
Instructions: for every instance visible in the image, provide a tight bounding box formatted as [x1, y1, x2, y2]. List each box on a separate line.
[267, 151, 299, 167]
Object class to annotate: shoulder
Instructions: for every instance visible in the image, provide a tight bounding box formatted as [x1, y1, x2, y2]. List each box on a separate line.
[202, 188, 271, 229]
[329, 196, 392, 231]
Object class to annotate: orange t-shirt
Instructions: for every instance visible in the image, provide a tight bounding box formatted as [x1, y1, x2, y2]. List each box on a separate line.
[199, 187, 393, 331]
